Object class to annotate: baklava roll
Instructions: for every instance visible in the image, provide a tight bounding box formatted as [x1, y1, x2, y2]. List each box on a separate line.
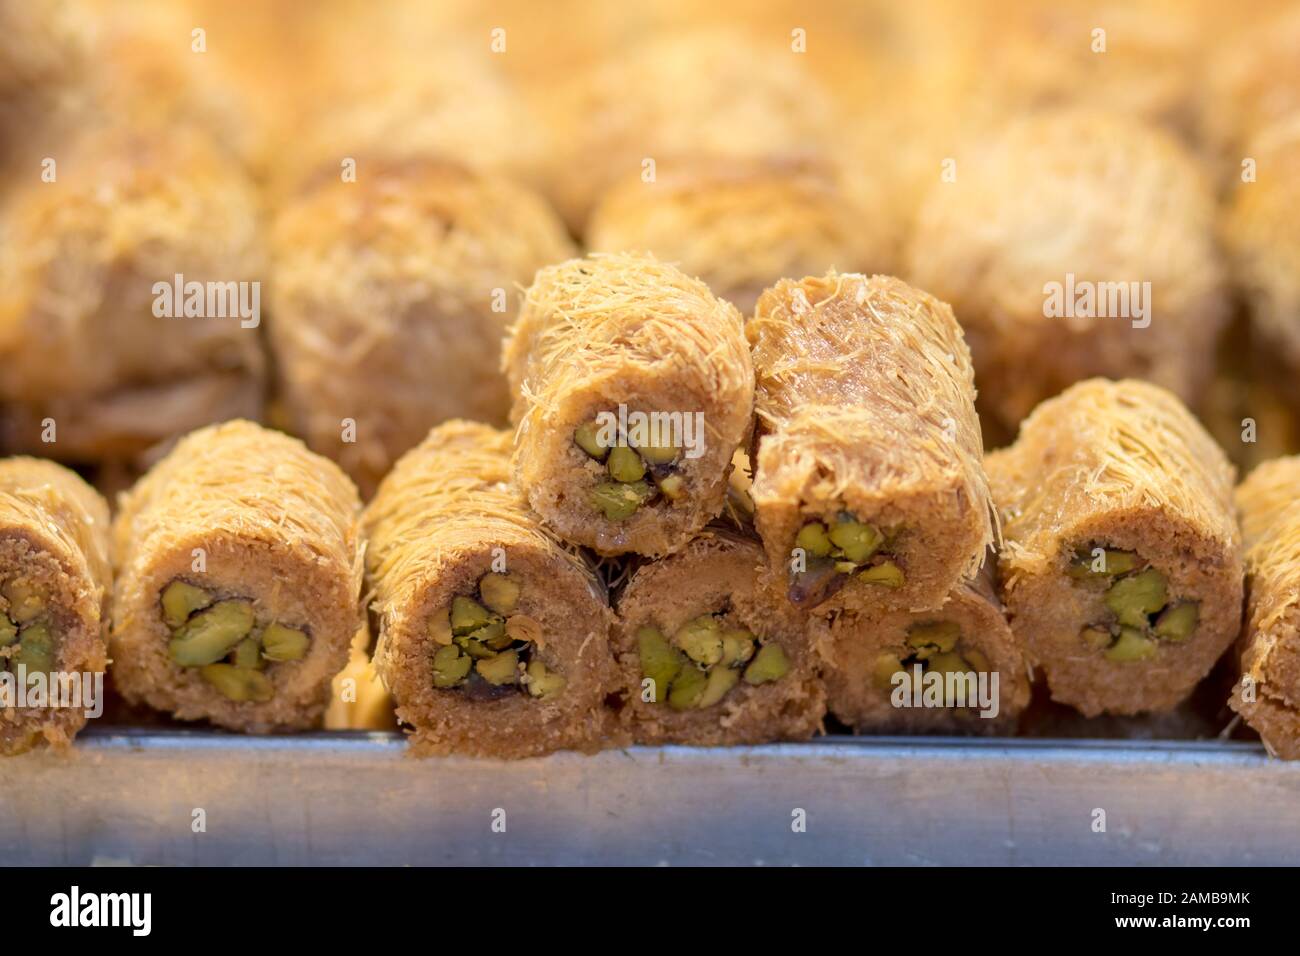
[906, 108, 1226, 432]
[1230, 457, 1300, 758]
[612, 530, 825, 746]
[503, 252, 753, 557]
[587, 157, 894, 314]
[988, 378, 1243, 717]
[364, 420, 621, 758]
[270, 156, 574, 497]
[0, 458, 110, 755]
[0, 123, 265, 466]
[748, 271, 993, 615]
[110, 421, 363, 732]
[821, 567, 1030, 734]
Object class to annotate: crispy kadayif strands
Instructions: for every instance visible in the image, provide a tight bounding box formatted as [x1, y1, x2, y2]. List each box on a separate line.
[747, 271, 994, 616]
[110, 420, 363, 732]
[503, 252, 754, 557]
[820, 568, 1029, 735]
[612, 530, 825, 746]
[0, 458, 110, 756]
[1230, 456, 1300, 758]
[363, 420, 621, 758]
[987, 378, 1243, 717]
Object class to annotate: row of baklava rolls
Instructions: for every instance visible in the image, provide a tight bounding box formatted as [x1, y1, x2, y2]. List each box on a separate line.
[6, 254, 1297, 760]
[5, 2, 1300, 492]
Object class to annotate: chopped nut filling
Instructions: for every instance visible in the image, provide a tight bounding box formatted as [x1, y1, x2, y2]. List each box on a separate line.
[429, 571, 565, 700]
[574, 416, 684, 521]
[871, 620, 992, 708]
[0, 577, 57, 677]
[1066, 546, 1199, 662]
[638, 611, 788, 711]
[159, 579, 312, 702]
[788, 513, 903, 608]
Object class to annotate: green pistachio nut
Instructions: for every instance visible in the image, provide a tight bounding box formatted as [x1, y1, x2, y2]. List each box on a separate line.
[794, 522, 833, 558]
[12, 621, 55, 674]
[479, 573, 520, 614]
[828, 519, 882, 563]
[432, 644, 472, 688]
[476, 649, 520, 685]
[1154, 601, 1198, 642]
[1080, 626, 1113, 650]
[638, 626, 685, 703]
[674, 616, 724, 666]
[872, 652, 903, 689]
[573, 421, 608, 461]
[1104, 626, 1158, 663]
[907, 621, 961, 653]
[233, 637, 263, 670]
[607, 445, 647, 483]
[859, 561, 905, 588]
[1104, 569, 1168, 628]
[450, 596, 493, 636]
[160, 580, 214, 628]
[668, 663, 707, 710]
[743, 643, 790, 685]
[200, 663, 273, 702]
[655, 473, 686, 501]
[525, 659, 566, 699]
[719, 629, 756, 667]
[168, 600, 255, 667]
[2, 578, 44, 625]
[590, 480, 653, 520]
[697, 665, 740, 708]
[261, 623, 310, 662]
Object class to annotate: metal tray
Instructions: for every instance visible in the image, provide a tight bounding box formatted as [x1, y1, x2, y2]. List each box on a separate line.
[2, 729, 1297, 865]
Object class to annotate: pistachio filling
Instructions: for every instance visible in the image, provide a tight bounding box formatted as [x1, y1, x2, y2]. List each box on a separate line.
[1066, 546, 1199, 662]
[428, 571, 565, 700]
[574, 416, 684, 521]
[871, 621, 992, 708]
[789, 513, 903, 607]
[160, 579, 311, 702]
[637, 612, 789, 711]
[0, 577, 58, 677]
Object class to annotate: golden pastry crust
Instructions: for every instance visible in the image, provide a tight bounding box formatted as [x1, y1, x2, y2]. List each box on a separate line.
[111, 421, 363, 732]
[0, 457, 110, 755]
[364, 420, 621, 758]
[504, 252, 753, 557]
[1231, 457, 1300, 758]
[988, 379, 1242, 716]
[748, 271, 993, 616]
[270, 157, 574, 497]
[612, 530, 825, 745]
[906, 107, 1226, 431]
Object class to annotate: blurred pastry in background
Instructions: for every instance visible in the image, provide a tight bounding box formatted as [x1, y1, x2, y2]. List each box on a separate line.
[587, 157, 896, 315]
[269, 157, 574, 497]
[907, 107, 1226, 433]
[540, 28, 837, 234]
[0, 123, 266, 470]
